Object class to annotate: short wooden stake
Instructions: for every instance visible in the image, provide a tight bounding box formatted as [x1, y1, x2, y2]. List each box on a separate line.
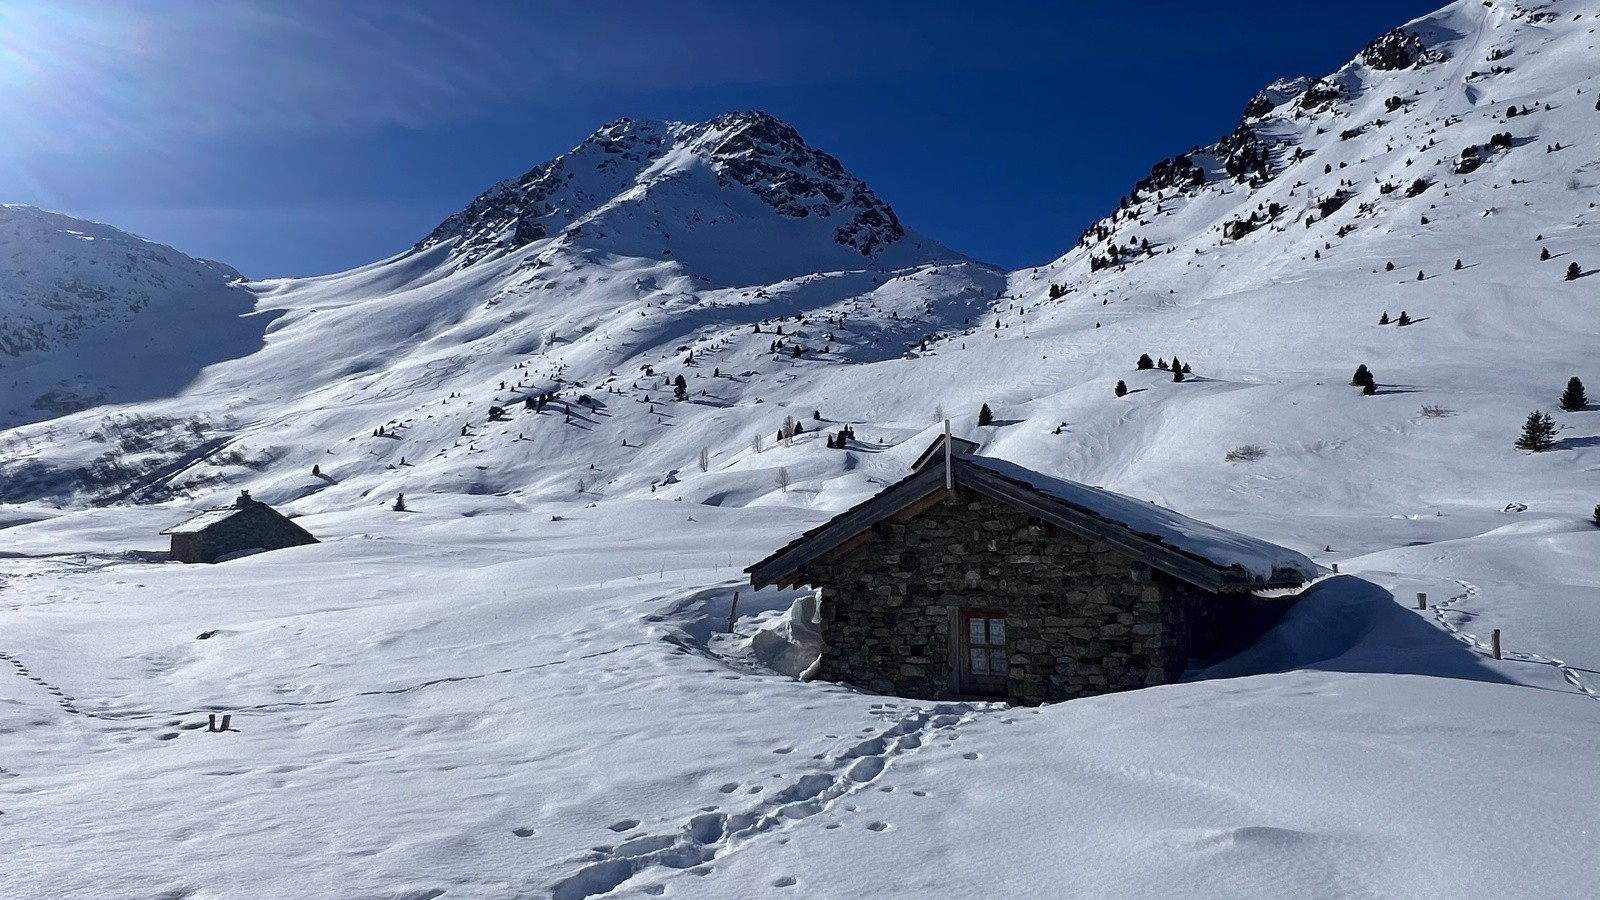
[1416, 592, 1427, 610]
[727, 591, 739, 633]
[220, 714, 232, 732]
[1491, 629, 1502, 660]
[208, 713, 218, 732]
[1332, 563, 1339, 573]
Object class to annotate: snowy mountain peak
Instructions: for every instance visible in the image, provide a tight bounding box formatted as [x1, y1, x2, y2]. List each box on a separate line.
[416, 110, 907, 267]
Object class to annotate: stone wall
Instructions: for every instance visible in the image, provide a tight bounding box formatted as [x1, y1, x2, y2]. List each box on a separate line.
[805, 490, 1193, 705]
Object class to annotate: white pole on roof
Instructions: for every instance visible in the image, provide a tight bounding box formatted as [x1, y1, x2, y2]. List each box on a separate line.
[943, 418, 954, 492]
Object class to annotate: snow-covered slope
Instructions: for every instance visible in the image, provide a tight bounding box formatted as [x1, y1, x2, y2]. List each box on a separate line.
[0, 112, 1000, 507]
[0, 205, 261, 428]
[3, 3, 1600, 897]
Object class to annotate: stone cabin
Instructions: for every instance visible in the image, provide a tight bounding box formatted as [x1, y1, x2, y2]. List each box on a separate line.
[747, 437, 1317, 704]
[160, 491, 318, 563]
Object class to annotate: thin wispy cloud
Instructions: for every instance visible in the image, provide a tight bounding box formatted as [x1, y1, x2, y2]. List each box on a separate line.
[0, 0, 1022, 149]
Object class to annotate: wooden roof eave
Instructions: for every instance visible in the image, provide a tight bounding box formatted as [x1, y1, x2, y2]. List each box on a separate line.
[746, 467, 949, 588]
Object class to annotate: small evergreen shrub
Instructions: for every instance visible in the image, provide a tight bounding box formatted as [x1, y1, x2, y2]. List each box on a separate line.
[1515, 410, 1558, 452]
[1225, 445, 1267, 463]
[1560, 377, 1588, 412]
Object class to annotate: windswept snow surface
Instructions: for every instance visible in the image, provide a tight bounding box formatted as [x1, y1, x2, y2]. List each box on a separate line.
[5, 2, 1600, 896]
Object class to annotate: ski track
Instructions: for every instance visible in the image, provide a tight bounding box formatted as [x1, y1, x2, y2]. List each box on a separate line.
[547, 703, 983, 900]
[0, 641, 658, 730]
[1429, 580, 1598, 702]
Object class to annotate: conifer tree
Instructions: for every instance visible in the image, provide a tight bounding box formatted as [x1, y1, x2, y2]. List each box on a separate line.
[1560, 377, 1588, 412]
[1454, 259, 1463, 270]
[1158, 358, 1169, 370]
[1567, 262, 1582, 281]
[1397, 311, 1412, 326]
[393, 493, 407, 512]
[1386, 261, 1395, 271]
[1379, 311, 1390, 325]
[1362, 382, 1377, 396]
[1540, 246, 1552, 261]
[1351, 364, 1374, 388]
[1172, 366, 1185, 383]
[978, 403, 994, 426]
[1136, 353, 1154, 370]
[1592, 504, 1600, 528]
[1115, 380, 1128, 397]
[1515, 411, 1558, 452]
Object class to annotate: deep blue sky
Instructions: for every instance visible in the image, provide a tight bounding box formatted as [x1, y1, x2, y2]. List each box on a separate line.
[0, 0, 1446, 277]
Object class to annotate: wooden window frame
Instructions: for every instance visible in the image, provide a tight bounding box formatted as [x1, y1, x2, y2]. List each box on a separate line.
[951, 607, 1009, 697]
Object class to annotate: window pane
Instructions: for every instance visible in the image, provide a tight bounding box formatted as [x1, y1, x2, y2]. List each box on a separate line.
[991, 653, 1008, 676]
[970, 648, 988, 674]
[969, 618, 987, 646]
[988, 618, 1006, 646]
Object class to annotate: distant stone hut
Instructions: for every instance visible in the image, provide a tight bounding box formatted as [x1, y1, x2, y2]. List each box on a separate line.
[747, 437, 1316, 704]
[160, 491, 318, 563]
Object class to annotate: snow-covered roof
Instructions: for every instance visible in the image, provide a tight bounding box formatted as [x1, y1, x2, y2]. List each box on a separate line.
[159, 507, 242, 535]
[749, 438, 1317, 592]
[963, 456, 1319, 585]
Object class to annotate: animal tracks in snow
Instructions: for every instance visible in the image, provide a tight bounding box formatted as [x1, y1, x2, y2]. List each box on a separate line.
[1430, 580, 1598, 702]
[548, 704, 981, 900]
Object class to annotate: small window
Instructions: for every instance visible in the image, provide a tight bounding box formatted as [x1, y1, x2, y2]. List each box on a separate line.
[962, 611, 1009, 683]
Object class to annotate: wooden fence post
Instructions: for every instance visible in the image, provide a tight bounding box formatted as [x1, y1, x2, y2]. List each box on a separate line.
[220, 714, 232, 732]
[1491, 629, 1502, 660]
[727, 591, 739, 633]
[1416, 592, 1427, 610]
[1332, 563, 1339, 573]
[208, 713, 218, 732]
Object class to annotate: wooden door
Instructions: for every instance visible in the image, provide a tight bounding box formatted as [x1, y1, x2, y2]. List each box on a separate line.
[959, 609, 1009, 697]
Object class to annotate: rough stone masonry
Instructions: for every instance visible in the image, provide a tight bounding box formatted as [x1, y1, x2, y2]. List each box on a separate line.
[804, 491, 1251, 704]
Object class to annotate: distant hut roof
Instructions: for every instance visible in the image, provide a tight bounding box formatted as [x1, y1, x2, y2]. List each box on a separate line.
[748, 437, 1318, 593]
[159, 507, 245, 535]
[159, 490, 300, 536]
